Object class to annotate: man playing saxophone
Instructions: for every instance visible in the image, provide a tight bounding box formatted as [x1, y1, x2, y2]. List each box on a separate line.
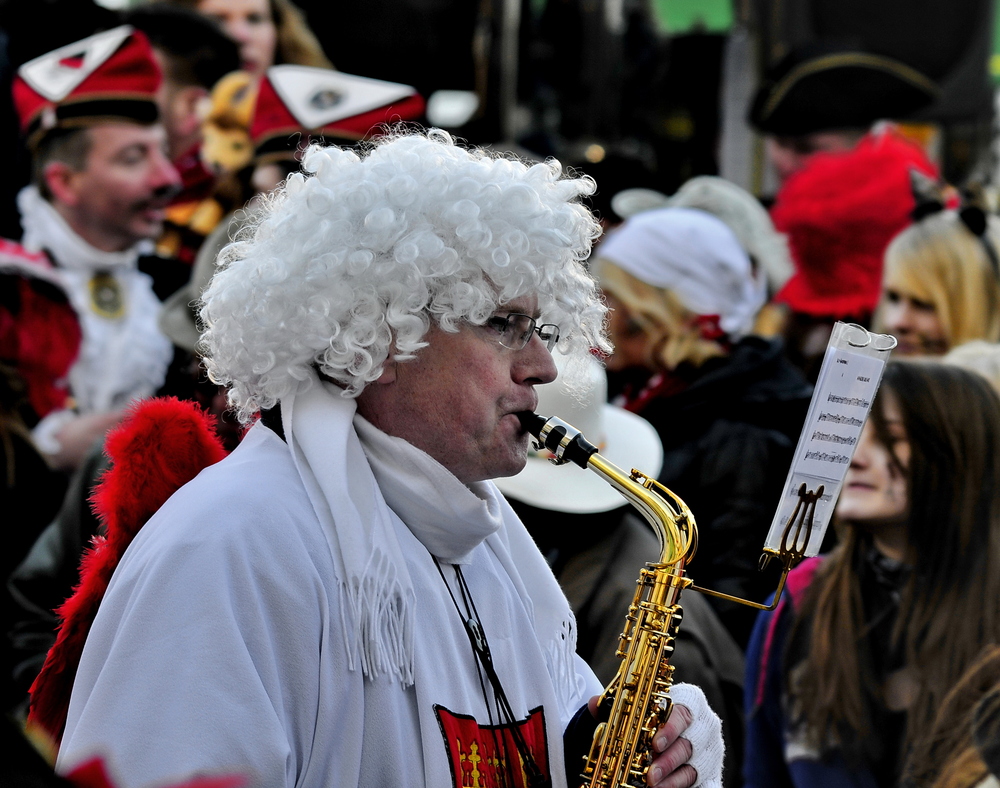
[51, 129, 724, 788]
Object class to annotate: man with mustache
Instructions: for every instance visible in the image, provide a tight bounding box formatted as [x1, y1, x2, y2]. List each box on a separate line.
[3, 26, 185, 471]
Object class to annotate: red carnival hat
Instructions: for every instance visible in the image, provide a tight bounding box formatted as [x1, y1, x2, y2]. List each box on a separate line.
[13, 25, 161, 149]
[771, 128, 939, 319]
[250, 64, 425, 163]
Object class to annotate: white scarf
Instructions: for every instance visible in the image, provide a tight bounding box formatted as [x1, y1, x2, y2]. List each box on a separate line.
[17, 185, 173, 412]
[279, 370, 581, 701]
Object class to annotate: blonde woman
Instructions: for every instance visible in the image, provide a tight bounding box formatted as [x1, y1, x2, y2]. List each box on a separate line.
[875, 209, 1000, 357]
[595, 207, 813, 646]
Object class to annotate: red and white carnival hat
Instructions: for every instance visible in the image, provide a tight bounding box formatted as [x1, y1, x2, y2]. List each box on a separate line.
[250, 64, 425, 163]
[13, 25, 161, 148]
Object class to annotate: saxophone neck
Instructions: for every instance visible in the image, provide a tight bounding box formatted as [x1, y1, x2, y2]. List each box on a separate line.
[518, 412, 697, 566]
[588, 453, 695, 567]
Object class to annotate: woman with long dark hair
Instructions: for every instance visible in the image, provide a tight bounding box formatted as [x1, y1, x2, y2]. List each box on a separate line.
[744, 360, 1000, 787]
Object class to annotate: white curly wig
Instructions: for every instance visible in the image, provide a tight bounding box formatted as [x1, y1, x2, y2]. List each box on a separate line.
[200, 128, 609, 422]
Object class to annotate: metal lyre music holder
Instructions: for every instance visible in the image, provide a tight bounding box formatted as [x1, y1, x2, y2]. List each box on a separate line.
[689, 482, 823, 611]
[689, 322, 896, 611]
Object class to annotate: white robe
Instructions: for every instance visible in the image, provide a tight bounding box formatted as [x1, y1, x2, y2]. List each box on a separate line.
[57, 420, 602, 788]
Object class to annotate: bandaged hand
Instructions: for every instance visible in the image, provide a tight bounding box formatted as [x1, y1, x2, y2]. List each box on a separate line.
[586, 682, 724, 788]
[650, 683, 724, 788]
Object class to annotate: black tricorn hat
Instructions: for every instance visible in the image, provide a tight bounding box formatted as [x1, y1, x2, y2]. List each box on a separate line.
[749, 46, 941, 136]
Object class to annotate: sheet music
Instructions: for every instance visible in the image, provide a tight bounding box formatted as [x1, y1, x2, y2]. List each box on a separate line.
[796, 349, 883, 480]
[763, 324, 894, 557]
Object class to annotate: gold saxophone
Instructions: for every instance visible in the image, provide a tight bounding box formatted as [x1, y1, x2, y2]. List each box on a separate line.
[518, 412, 811, 788]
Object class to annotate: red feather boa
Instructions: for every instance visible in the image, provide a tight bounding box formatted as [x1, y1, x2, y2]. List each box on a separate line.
[28, 397, 228, 744]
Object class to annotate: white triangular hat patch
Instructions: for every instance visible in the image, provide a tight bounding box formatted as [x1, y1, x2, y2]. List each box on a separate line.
[18, 26, 134, 103]
[268, 65, 417, 129]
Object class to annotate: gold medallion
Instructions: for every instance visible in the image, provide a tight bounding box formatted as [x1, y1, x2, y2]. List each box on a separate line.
[89, 272, 125, 319]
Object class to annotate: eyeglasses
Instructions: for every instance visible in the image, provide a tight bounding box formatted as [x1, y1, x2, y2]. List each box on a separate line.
[485, 312, 560, 351]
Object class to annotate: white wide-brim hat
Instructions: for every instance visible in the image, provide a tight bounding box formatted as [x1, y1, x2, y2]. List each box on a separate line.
[494, 354, 663, 514]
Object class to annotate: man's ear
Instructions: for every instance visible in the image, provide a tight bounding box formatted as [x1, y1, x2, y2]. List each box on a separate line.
[43, 161, 83, 207]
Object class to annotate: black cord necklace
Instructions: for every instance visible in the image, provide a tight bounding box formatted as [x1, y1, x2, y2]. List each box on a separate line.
[434, 558, 551, 788]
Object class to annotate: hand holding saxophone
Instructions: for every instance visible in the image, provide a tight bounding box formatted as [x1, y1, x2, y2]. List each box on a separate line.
[645, 702, 695, 788]
[588, 694, 695, 787]
[582, 677, 724, 788]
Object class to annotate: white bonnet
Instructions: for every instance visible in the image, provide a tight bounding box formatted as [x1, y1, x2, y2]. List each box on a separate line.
[596, 206, 766, 338]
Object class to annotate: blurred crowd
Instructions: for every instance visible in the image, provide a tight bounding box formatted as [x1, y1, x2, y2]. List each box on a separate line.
[3, 2, 1000, 788]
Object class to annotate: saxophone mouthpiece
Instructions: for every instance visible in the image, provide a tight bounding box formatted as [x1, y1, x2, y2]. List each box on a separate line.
[516, 411, 547, 438]
[516, 411, 599, 469]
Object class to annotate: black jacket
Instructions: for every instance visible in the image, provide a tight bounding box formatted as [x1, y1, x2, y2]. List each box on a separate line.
[637, 336, 813, 646]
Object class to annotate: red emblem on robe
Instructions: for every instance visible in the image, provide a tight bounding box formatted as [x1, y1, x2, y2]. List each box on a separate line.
[435, 705, 550, 788]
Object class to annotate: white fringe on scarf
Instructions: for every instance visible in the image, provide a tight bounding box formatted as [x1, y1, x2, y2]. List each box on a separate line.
[280, 369, 582, 707]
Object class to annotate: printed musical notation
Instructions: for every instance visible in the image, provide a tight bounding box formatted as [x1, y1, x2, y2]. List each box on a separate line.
[816, 412, 865, 427]
[810, 430, 857, 446]
[795, 348, 883, 480]
[826, 394, 871, 408]
[765, 323, 895, 557]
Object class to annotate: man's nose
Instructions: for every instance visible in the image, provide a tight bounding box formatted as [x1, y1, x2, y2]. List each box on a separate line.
[516, 332, 558, 385]
[151, 152, 183, 196]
